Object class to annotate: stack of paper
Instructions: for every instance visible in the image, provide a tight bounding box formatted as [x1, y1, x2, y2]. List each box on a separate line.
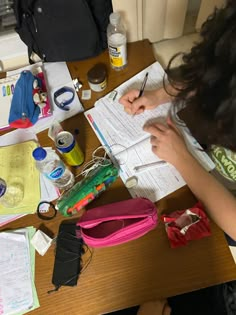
[0, 129, 60, 227]
[85, 61, 215, 203]
[0, 140, 41, 215]
[0, 227, 40, 314]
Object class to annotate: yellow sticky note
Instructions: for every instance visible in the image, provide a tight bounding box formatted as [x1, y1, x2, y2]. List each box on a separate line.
[0, 141, 40, 215]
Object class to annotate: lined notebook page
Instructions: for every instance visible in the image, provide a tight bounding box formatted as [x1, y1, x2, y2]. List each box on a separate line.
[0, 229, 34, 314]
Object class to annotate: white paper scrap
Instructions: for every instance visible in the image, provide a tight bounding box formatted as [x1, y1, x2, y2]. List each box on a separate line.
[31, 230, 53, 256]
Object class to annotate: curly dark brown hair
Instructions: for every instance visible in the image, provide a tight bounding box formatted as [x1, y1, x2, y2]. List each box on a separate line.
[166, 1, 236, 150]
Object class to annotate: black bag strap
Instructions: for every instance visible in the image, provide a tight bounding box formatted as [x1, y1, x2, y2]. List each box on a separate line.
[13, 0, 42, 63]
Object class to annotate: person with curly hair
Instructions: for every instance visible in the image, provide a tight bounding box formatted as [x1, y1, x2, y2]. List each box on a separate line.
[119, 0, 236, 242]
[118, 2, 236, 314]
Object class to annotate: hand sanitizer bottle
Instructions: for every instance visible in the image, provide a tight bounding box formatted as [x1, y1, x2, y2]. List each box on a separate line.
[107, 12, 127, 71]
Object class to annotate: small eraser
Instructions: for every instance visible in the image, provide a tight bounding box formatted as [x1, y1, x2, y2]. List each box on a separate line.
[31, 230, 53, 256]
[82, 89, 91, 100]
[108, 90, 117, 101]
[125, 176, 138, 188]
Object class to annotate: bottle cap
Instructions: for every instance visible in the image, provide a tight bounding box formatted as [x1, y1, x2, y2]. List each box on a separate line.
[109, 12, 121, 25]
[32, 147, 47, 161]
[0, 178, 7, 197]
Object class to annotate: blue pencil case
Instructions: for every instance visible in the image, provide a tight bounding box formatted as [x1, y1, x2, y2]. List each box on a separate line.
[9, 70, 41, 128]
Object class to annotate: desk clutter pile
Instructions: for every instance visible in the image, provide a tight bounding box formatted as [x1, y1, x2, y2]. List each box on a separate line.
[0, 61, 86, 314]
[0, 61, 84, 133]
[0, 61, 213, 315]
[0, 59, 86, 227]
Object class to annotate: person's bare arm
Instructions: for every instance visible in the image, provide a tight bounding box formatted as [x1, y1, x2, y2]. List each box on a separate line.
[174, 147, 236, 239]
[144, 120, 236, 240]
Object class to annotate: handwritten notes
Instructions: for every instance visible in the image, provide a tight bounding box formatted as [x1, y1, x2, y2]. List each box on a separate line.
[0, 141, 40, 215]
[0, 227, 39, 315]
[85, 61, 215, 202]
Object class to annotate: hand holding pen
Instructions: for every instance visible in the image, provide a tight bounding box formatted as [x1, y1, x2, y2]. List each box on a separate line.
[119, 73, 161, 115]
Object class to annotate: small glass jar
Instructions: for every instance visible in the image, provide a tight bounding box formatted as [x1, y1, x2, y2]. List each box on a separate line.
[0, 177, 24, 208]
[87, 63, 107, 92]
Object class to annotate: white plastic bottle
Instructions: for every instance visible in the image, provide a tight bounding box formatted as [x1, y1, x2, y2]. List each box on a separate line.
[0, 177, 24, 208]
[107, 12, 127, 70]
[32, 147, 75, 190]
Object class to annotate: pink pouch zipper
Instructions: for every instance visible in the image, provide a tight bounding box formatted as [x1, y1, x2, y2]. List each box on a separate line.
[76, 197, 158, 247]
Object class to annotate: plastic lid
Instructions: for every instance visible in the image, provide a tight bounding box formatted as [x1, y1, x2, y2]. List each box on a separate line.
[0, 178, 7, 197]
[109, 12, 121, 25]
[32, 147, 47, 161]
[87, 63, 107, 84]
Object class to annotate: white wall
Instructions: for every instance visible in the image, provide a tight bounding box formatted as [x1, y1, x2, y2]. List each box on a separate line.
[0, 32, 28, 71]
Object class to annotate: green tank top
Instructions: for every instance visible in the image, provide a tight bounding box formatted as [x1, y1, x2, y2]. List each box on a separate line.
[210, 146, 236, 182]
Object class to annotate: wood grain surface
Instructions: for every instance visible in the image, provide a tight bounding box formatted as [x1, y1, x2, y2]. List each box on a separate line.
[1, 40, 236, 315]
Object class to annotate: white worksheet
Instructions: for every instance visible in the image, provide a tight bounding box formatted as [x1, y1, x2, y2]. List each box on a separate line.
[85, 61, 215, 202]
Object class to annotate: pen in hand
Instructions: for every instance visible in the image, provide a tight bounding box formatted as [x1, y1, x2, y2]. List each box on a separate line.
[138, 72, 149, 97]
[133, 72, 149, 116]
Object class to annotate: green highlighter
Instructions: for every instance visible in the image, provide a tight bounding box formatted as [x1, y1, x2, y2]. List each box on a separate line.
[56, 161, 119, 217]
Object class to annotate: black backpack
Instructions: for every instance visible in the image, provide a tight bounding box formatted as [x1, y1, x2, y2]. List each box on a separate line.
[13, 0, 113, 62]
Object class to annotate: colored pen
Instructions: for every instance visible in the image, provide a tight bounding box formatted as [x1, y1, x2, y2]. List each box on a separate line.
[133, 72, 149, 116]
[133, 160, 167, 173]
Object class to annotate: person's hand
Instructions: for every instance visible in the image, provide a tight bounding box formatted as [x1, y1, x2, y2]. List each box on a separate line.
[119, 88, 169, 115]
[143, 117, 191, 168]
[137, 300, 171, 315]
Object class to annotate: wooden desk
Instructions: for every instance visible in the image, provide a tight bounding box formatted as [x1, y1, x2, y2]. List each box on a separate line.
[1, 40, 236, 315]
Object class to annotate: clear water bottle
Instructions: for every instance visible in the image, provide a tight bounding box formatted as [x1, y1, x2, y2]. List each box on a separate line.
[32, 147, 75, 190]
[0, 177, 24, 208]
[107, 12, 127, 71]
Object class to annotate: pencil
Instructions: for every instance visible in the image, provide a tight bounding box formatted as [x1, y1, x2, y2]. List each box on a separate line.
[133, 160, 167, 173]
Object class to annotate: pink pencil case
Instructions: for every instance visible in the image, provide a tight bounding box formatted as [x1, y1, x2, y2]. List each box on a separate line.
[76, 198, 158, 247]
